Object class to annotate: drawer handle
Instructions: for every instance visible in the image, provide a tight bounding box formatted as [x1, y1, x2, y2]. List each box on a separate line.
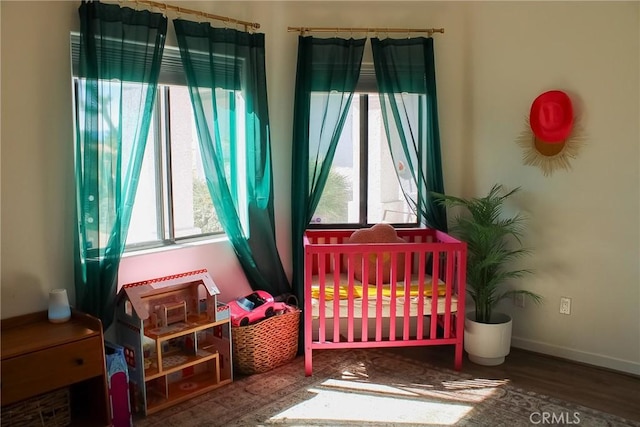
[75, 358, 85, 366]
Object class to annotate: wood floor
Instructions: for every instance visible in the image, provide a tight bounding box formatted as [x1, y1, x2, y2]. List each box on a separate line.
[389, 345, 640, 422]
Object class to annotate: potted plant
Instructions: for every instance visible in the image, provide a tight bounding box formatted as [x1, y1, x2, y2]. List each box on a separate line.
[433, 184, 542, 366]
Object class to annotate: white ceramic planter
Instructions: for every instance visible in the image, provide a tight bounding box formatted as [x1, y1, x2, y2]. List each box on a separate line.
[464, 312, 513, 366]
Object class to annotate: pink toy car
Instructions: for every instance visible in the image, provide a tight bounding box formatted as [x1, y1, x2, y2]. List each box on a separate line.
[227, 290, 288, 327]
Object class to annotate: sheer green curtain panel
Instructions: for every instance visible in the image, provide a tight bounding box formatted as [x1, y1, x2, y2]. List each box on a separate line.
[74, 1, 167, 329]
[290, 36, 366, 312]
[174, 19, 289, 297]
[371, 37, 447, 231]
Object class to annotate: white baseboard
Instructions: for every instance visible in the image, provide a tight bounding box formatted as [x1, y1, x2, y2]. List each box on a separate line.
[511, 336, 640, 377]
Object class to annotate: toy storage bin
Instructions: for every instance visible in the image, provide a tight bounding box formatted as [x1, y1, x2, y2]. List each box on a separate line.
[232, 308, 300, 374]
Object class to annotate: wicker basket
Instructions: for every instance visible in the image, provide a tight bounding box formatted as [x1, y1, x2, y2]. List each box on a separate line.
[232, 308, 300, 374]
[1, 387, 70, 427]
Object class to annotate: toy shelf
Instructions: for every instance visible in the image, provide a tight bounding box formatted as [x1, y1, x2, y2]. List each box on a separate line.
[144, 317, 229, 341]
[116, 269, 233, 416]
[139, 319, 231, 414]
[144, 349, 219, 380]
[146, 367, 223, 414]
[140, 321, 231, 415]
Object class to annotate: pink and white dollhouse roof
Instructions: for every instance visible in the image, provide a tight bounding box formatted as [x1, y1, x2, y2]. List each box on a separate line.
[119, 269, 219, 320]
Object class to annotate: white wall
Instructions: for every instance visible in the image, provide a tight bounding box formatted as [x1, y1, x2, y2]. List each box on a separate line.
[1, 1, 638, 375]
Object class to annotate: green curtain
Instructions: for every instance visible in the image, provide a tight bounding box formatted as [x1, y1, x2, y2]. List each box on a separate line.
[74, 1, 167, 329]
[371, 37, 447, 231]
[174, 19, 289, 297]
[290, 36, 365, 309]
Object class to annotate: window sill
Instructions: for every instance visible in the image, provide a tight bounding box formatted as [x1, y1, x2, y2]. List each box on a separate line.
[122, 235, 229, 259]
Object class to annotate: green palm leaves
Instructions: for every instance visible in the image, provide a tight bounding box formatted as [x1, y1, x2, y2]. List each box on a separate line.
[433, 185, 541, 323]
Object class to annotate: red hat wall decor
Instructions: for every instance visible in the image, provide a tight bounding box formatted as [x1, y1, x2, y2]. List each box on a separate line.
[516, 90, 585, 176]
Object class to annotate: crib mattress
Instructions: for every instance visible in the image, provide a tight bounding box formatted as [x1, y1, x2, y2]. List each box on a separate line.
[310, 273, 458, 319]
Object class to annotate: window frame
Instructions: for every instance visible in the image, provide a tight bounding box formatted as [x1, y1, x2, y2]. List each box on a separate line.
[71, 33, 226, 253]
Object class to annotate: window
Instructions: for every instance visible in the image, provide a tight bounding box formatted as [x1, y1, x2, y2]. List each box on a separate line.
[125, 83, 223, 248]
[311, 72, 417, 227]
[72, 35, 225, 251]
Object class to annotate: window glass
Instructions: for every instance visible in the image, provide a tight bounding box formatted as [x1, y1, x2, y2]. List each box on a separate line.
[126, 120, 160, 245]
[367, 95, 416, 224]
[74, 80, 223, 250]
[313, 93, 416, 227]
[311, 96, 359, 225]
[127, 84, 222, 247]
[168, 86, 220, 239]
[72, 35, 225, 252]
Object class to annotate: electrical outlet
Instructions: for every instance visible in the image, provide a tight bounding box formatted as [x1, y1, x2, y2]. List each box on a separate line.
[514, 294, 525, 308]
[560, 297, 571, 315]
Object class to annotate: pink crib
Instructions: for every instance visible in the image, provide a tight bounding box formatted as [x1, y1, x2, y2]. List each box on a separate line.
[303, 227, 467, 376]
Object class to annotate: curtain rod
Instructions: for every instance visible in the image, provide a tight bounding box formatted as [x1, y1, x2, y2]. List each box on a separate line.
[126, 0, 261, 30]
[287, 26, 444, 36]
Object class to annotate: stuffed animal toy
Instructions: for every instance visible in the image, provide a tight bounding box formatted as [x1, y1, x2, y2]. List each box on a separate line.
[347, 223, 406, 284]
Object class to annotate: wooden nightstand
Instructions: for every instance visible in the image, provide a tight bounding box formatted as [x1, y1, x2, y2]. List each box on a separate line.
[1, 310, 111, 426]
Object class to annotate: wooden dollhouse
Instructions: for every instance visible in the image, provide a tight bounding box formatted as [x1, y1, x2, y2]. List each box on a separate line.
[116, 269, 232, 416]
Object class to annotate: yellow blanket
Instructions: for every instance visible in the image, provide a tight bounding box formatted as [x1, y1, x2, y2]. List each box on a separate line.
[311, 281, 447, 301]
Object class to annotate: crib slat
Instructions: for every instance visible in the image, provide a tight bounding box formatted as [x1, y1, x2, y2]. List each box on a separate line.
[405, 232, 415, 334]
[443, 251, 454, 338]
[430, 250, 440, 339]
[318, 253, 327, 343]
[375, 249, 383, 342]
[361, 253, 369, 342]
[332, 258, 341, 343]
[416, 250, 426, 340]
[346, 253, 355, 343]
[389, 251, 397, 342]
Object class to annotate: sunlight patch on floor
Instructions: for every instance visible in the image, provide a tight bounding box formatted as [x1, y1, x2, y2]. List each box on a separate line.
[269, 387, 474, 425]
[321, 378, 421, 397]
[323, 377, 507, 403]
